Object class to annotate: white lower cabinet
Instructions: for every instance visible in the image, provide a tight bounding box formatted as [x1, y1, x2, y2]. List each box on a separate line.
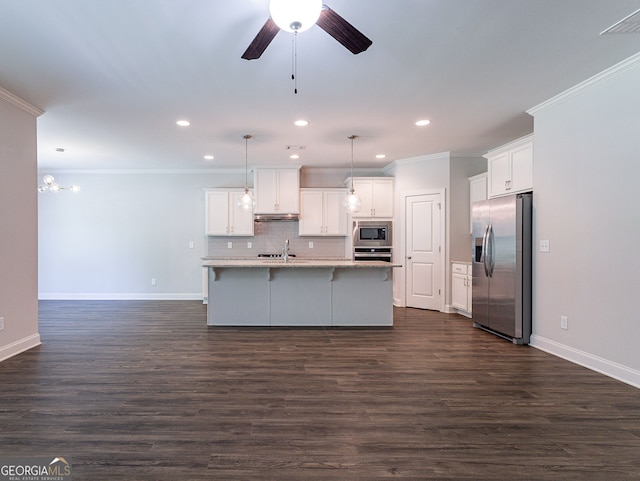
[451, 263, 472, 316]
[205, 189, 254, 236]
[299, 188, 348, 236]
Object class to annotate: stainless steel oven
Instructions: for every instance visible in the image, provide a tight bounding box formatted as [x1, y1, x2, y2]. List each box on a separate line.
[353, 247, 392, 262]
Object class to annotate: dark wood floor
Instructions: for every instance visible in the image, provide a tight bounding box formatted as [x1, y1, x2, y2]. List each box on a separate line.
[1, 301, 639, 480]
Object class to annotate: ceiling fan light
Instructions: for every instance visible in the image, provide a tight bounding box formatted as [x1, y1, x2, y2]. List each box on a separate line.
[269, 0, 322, 33]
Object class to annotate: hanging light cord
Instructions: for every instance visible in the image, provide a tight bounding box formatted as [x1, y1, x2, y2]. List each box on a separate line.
[291, 31, 298, 94]
[349, 135, 357, 192]
[244, 134, 252, 191]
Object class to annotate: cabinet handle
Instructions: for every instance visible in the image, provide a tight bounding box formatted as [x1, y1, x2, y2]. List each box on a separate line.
[407, 256, 412, 260]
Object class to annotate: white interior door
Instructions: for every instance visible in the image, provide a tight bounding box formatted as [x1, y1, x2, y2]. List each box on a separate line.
[405, 193, 442, 310]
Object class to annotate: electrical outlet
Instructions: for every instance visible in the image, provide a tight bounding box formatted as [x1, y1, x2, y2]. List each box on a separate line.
[189, 241, 194, 249]
[227, 241, 233, 249]
[151, 278, 157, 286]
[560, 315, 568, 330]
[540, 240, 550, 252]
[309, 241, 314, 249]
[0, 316, 4, 331]
[247, 241, 252, 249]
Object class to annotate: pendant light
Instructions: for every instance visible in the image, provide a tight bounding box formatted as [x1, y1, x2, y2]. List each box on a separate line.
[343, 134, 361, 213]
[237, 134, 255, 212]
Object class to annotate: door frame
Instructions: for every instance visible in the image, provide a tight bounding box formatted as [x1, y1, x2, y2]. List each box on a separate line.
[398, 189, 446, 311]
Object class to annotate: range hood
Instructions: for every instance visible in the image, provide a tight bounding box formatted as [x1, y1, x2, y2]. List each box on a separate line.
[253, 213, 299, 222]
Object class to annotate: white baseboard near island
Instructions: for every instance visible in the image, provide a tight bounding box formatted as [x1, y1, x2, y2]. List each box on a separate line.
[38, 292, 203, 300]
[204, 259, 399, 327]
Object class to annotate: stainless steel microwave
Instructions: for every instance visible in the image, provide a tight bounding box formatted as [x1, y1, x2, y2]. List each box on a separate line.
[352, 220, 392, 247]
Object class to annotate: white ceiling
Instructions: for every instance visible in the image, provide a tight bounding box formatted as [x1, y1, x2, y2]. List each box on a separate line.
[1, 0, 638, 171]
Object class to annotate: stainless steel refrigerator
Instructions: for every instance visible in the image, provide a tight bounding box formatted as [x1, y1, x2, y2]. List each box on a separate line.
[472, 193, 532, 344]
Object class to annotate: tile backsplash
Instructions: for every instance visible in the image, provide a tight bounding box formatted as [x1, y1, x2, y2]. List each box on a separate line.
[207, 221, 349, 258]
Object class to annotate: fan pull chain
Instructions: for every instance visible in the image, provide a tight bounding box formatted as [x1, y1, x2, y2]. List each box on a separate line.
[291, 31, 298, 94]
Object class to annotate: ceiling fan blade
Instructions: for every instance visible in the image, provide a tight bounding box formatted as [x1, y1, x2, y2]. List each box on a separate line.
[316, 5, 372, 55]
[241, 17, 280, 60]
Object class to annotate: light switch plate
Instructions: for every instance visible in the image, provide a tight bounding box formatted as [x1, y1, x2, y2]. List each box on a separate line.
[540, 240, 550, 252]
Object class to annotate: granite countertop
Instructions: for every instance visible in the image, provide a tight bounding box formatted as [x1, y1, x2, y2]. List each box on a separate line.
[201, 257, 401, 268]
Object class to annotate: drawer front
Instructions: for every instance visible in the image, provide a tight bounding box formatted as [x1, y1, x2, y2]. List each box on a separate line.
[452, 263, 470, 275]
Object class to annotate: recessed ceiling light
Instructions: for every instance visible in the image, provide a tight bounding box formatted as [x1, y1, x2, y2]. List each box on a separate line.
[415, 119, 431, 126]
[204, 155, 214, 160]
[376, 154, 386, 159]
[290, 154, 300, 159]
[176, 120, 190, 127]
[294, 120, 309, 127]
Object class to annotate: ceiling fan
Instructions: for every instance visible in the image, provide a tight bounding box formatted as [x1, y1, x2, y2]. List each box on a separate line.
[241, 1, 373, 60]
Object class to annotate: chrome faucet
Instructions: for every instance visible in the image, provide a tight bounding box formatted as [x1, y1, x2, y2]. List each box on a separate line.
[283, 238, 290, 263]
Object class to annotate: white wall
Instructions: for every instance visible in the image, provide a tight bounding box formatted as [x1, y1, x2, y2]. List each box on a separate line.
[528, 53, 640, 387]
[0, 88, 41, 361]
[38, 169, 354, 299]
[386, 152, 486, 308]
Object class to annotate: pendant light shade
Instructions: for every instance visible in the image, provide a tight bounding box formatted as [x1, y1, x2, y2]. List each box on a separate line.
[269, 0, 323, 33]
[343, 134, 361, 213]
[238, 134, 255, 212]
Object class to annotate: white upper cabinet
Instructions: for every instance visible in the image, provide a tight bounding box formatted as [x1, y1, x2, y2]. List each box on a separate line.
[346, 177, 394, 218]
[254, 168, 300, 214]
[205, 189, 254, 236]
[299, 188, 348, 236]
[485, 134, 533, 198]
[469, 173, 487, 233]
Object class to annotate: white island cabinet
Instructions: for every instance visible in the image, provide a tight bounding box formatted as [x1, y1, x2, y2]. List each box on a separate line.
[203, 259, 400, 327]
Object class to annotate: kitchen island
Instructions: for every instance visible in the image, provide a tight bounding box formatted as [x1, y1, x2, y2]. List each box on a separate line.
[202, 258, 400, 327]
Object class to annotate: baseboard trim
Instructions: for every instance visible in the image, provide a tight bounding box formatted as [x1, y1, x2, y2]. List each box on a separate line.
[0, 334, 42, 362]
[38, 293, 204, 301]
[530, 334, 640, 389]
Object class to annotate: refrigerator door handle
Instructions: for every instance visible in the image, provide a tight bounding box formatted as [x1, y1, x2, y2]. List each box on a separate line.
[482, 224, 490, 277]
[487, 224, 495, 278]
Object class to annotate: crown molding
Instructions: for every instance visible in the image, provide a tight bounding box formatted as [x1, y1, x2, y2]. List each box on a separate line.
[0, 86, 43, 117]
[527, 52, 640, 115]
